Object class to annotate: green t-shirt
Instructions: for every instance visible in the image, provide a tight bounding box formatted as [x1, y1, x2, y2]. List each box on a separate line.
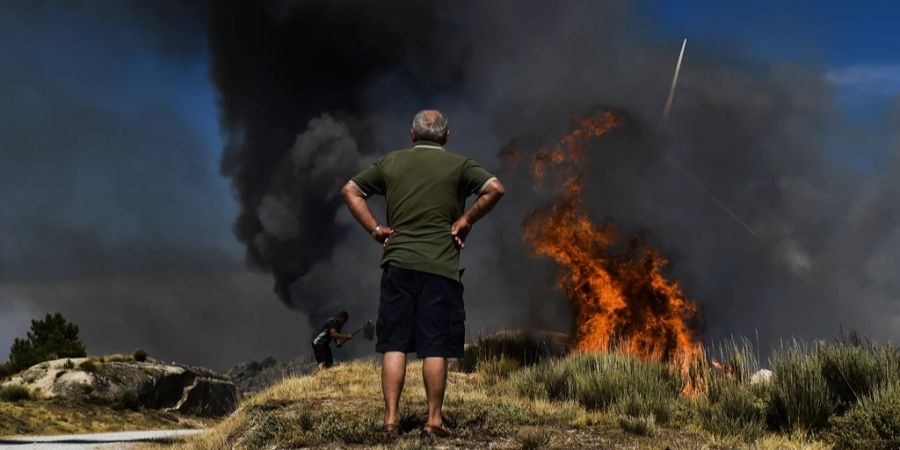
[350, 140, 496, 281]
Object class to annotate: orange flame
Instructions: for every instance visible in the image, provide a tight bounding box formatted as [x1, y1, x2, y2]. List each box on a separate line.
[523, 110, 702, 370]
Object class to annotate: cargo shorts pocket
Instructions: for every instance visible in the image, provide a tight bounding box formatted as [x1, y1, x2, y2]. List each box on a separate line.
[450, 308, 466, 344]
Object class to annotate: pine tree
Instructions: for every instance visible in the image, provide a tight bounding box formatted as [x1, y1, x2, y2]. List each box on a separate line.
[3, 313, 87, 376]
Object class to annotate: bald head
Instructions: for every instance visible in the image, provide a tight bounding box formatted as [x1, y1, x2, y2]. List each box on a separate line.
[411, 110, 449, 144]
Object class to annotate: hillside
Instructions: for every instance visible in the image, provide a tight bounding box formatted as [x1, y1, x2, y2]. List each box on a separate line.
[174, 359, 831, 449]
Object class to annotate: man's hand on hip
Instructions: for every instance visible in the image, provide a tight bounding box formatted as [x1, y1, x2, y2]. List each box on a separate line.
[451, 217, 472, 249]
[374, 225, 395, 247]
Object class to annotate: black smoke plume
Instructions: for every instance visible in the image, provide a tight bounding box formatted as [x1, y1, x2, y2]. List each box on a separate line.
[209, 0, 900, 351]
[208, 0, 467, 319]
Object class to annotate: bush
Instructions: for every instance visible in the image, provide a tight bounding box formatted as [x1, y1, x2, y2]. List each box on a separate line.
[818, 341, 900, 413]
[514, 352, 681, 418]
[512, 359, 570, 400]
[767, 342, 837, 432]
[615, 392, 676, 426]
[62, 359, 75, 370]
[517, 429, 551, 450]
[830, 382, 900, 450]
[618, 414, 657, 436]
[461, 330, 567, 373]
[78, 359, 99, 373]
[699, 376, 767, 442]
[132, 348, 149, 362]
[476, 356, 521, 381]
[0, 385, 31, 402]
[4, 313, 86, 374]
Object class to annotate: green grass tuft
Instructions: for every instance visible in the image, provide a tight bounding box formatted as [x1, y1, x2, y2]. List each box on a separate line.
[78, 359, 99, 373]
[0, 385, 31, 402]
[829, 382, 900, 450]
[767, 341, 837, 432]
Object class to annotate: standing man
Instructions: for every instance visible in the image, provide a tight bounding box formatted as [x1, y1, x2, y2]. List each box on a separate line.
[311, 310, 353, 373]
[341, 110, 505, 437]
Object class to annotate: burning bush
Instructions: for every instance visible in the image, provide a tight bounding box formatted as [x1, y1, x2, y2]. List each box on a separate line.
[522, 111, 701, 369]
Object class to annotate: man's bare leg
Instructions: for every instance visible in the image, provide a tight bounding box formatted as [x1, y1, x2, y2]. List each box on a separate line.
[422, 357, 448, 429]
[316, 362, 326, 373]
[382, 351, 407, 427]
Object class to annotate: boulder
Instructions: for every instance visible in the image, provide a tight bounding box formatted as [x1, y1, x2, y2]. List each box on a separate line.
[751, 369, 774, 384]
[1, 358, 238, 417]
[227, 356, 315, 395]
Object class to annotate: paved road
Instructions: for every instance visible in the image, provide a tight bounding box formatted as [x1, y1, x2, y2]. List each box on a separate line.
[0, 429, 204, 449]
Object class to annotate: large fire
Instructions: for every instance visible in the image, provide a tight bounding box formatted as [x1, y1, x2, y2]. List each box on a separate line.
[522, 110, 702, 367]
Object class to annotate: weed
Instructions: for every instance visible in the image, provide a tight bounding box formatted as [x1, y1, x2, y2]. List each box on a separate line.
[0, 385, 30, 402]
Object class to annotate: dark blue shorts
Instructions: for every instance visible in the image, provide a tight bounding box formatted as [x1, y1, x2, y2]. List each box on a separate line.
[376, 265, 466, 358]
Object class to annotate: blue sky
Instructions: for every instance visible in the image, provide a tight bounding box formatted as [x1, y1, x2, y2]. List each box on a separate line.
[649, 0, 900, 120]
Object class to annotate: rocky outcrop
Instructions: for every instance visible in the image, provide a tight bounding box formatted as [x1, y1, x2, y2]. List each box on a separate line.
[1, 358, 238, 417]
[227, 357, 315, 395]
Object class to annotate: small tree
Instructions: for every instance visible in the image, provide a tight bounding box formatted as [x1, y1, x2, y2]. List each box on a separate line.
[4, 313, 87, 374]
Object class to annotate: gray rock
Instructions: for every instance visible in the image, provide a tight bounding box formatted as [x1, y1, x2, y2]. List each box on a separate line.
[751, 369, 774, 384]
[1, 358, 239, 417]
[227, 356, 315, 395]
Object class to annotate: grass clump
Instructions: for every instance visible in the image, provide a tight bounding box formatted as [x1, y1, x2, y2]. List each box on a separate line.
[78, 359, 99, 373]
[0, 385, 31, 402]
[618, 414, 657, 436]
[132, 348, 149, 362]
[516, 428, 551, 449]
[460, 330, 567, 372]
[699, 376, 767, 442]
[829, 382, 900, 450]
[817, 339, 900, 413]
[767, 341, 836, 432]
[513, 351, 681, 426]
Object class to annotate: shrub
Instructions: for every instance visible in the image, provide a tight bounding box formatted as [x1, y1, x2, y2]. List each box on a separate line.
[514, 352, 681, 417]
[132, 348, 149, 362]
[62, 359, 75, 370]
[699, 376, 767, 442]
[512, 359, 571, 400]
[818, 341, 900, 413]
[517, 429, 551, 450]
[615, 391, 676, 426]
[476, 356, 522, 381]
[4, 313, 87, 374]
[767, 341, 836, 431]
[461, 330, 566, 372]
[830, 382, 900, 450]
[78, 359, 99, 373]
[0, 384, 31, 402]
[618, 414, 656, 436]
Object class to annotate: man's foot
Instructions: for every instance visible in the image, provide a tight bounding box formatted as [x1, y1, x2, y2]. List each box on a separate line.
[420, 423, 452, 440]
[383, 422, 400, 436]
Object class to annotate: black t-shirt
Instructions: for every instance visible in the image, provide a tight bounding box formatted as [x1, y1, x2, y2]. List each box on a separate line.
[311, 318, 343, 347]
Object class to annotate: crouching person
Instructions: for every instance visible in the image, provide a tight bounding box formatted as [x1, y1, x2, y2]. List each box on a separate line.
[311, 310, 353, 373]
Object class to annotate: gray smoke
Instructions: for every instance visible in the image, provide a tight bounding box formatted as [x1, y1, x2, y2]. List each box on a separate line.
[211, 0, 900, 354]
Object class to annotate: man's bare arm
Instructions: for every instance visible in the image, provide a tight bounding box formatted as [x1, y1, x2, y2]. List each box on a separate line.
[451, 179, 505, 248]
[340, 182, 393, 244]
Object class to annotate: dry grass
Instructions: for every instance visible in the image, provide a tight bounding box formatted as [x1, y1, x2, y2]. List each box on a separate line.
[0, 399, 209, 437]
[171, 358, 832, 450]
